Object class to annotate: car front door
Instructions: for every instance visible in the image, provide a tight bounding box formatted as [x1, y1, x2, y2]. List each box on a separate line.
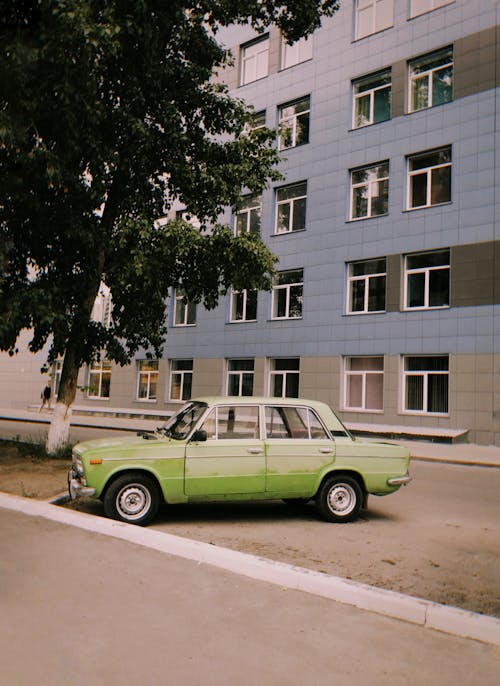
[264, 405, 335, 495]
[185, 404, 265, 496]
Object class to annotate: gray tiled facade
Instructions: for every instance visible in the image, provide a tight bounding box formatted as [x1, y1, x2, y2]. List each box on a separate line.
[1, 2, 499, 444]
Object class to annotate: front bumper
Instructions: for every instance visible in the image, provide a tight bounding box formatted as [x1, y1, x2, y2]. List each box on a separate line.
[68, 469, 96, 500]
[387, 472, 412, 486]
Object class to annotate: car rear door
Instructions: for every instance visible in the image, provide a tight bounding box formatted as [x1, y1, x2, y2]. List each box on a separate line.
[264, 404, 335, 494]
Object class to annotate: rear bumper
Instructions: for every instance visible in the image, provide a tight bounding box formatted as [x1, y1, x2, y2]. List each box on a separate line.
[387, 472, 412, 486]
[68, 469, 96, 500]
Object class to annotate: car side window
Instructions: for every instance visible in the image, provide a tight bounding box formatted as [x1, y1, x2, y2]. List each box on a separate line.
[201, 406, 260, 439]
[265, 406, 329, 439]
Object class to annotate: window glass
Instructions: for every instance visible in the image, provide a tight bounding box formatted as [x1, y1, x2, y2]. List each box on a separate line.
[405, 249, 449, 309]
[281, 36, 313, 69]
[279, 97, 310, 150]
[410, 0, 454, 19]
[404, 356, 449, 414]
[227, 359, 255, 396]
[241, 36, 269, 85]
[269, 358, 300, 397]
[272, 270, 303, 319]
[355, 0, 394, 41]
[353, 70, 391, 128]
[409, 47, 453, 112]
[230, 290, 257, 322]
[345, 357, 384, 411]
[265, 406, 328, 439]
[351, 162, 389, 220]
[408, 148, 451, 209]
[137, 360, 159, 400]
[275, 182, 307, 234]
[170, 360, 193, 401]
[203, 406, 260, 439]
[347, 258, 386, 315]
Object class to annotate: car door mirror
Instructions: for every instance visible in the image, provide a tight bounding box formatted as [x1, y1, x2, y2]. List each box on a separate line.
[190, 429, 207, 442]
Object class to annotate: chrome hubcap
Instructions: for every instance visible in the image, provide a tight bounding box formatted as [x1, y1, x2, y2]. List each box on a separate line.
[327, 483, 356, 516]
[117, 484, 151, 520]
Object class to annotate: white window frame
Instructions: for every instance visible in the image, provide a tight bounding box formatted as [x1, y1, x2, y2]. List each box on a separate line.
[230, 289, 257, 323]
[271, 269, 303, 320]
[136, 360, 159, 402]
[352, 70, 391, 129]
[410, 0, 454, 19]
[169, 360, 193, 402]
[350, 162, 389, 221]
[408, 47, 453, 113]
[87, 360, 111, 400]
[275, 182, 307, 234]
[226, 359, 255, 396]
[355, 0, 394, 41]
[281, 35, 313, 70]
[403, 250, 450, 310]
[344, 357, 384, 412]
[407, 147, 451, 210]
[402, 355, 449, 415]
[268, 358, 300, 398]
[278, 96, 310, 151]
[241, 36, 269, 85]
[234, 195, 261, 235]
[347, 258, 386, 314]
[173, 290, 196, 326]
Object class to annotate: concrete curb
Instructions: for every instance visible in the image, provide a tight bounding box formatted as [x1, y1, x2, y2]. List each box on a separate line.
[1, 491, 499, 647]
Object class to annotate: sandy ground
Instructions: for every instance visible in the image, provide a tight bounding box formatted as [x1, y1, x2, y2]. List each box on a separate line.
[1, 441, 498, 618]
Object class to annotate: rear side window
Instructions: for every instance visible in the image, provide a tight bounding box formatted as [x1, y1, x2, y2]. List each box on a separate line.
[201, 406, 260, 439]
[265, 406, 329, 439]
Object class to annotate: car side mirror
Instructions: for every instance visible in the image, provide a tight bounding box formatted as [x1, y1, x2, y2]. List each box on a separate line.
[190, 429, 207, 442]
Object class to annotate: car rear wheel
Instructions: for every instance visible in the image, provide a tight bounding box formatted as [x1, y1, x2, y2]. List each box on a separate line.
[316, 475, 363, 523]
[104, 473, 160, 526]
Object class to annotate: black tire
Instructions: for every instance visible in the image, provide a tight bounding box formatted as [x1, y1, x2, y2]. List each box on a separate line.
[316, 475, 363, 523]
[282, 498, 310, 506]
[103, 473, 161, 526]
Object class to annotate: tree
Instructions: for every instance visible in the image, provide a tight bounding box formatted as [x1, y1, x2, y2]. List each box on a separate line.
[0, 0, 338, 452]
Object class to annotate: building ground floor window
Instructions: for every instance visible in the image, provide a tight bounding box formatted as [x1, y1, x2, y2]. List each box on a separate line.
[269, 358, 300, 398]
[87, 360, 112, 399]
[344, 356, 384, 411]
[227, 359, 254, 396]
[402, 355, 449, 415]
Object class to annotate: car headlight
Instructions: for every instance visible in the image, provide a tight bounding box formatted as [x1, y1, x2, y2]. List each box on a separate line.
[72, 451, 84, 476]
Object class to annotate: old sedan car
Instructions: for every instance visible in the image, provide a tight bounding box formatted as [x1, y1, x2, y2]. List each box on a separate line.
[68, 396, 411, 526]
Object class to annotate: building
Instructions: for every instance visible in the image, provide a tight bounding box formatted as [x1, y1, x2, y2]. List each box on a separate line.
[1, 1, 499, 445]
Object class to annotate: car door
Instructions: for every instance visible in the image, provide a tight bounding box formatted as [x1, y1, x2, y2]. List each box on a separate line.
[184, 404, 265, 496]
[264, 404, 335, 495]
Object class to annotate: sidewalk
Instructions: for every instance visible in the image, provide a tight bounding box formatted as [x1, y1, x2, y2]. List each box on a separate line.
[1, 499, 499, 686]
[1, 407, 500, 467]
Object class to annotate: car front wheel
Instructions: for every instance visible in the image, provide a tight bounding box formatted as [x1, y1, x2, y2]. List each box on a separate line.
[316, 475, 363, 523]
[104, 473, 160, 526]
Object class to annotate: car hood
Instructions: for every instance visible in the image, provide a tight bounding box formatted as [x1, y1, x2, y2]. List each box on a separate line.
[73, 433, 172, 455]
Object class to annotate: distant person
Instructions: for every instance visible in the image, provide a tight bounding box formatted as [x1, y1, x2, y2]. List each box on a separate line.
[40, 383, 52, 411]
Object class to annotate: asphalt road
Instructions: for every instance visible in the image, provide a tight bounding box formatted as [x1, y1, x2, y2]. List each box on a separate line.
[66, 460, 500, 616]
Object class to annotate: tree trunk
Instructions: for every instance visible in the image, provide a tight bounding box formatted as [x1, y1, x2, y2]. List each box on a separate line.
[45, 341, 80, 454]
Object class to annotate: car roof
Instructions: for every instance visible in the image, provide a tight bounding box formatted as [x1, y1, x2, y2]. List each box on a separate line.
[192, 396, 330, 412]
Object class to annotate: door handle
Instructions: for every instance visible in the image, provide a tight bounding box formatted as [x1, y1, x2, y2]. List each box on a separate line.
[247, 448, 263, 454]
[319, 448, 333, 454]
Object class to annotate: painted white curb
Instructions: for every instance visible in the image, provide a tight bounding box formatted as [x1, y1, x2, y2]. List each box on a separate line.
[1, 491, 499, 647]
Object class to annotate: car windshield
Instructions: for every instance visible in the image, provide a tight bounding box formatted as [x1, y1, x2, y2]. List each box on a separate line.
[159, 402, 207, 440]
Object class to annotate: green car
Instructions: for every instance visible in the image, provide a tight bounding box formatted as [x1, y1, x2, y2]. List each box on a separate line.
[68, 396, 411, 526]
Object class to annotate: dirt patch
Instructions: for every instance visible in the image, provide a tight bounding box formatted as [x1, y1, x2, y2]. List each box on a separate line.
[0, 441, 70, 500]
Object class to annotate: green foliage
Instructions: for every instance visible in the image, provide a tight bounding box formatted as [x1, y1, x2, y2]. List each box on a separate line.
[0, 1, 336, 379]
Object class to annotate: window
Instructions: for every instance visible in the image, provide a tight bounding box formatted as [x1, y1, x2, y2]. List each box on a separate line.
[347, 258, 386, 314]
[278, 97, 310, 150]
[170, 360, 193, 401]
[227, 359, 254, 396]
[91, 284, 112, 327]
[136, 360, 159, 401]
[272, 269, 303, 319]
[281, 35, 313, 69]
[265, 405, 328, 439]
[407, 147, 451, 209]
[269, 358, 300, 398]
[250, 110, 266, 130]
[403, 356, 449, 414]
[344, 357, 384, 411]
[230, 289, 257, 322]
[173, 290, 196, 326]
[350, 162, 389, 220]
[352, 70, 391, 128]
[201, 405, 260, 440]
[410, 0, 454, 19]
[275, 182, 307, 234]
[408, 47, 453, 112]
[241, 36, 269, 85]
[404, 250, 450, 309]
[355, 0, 394, 40]
[88, 360, 111, 399]
[234, 195, 261, 235]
